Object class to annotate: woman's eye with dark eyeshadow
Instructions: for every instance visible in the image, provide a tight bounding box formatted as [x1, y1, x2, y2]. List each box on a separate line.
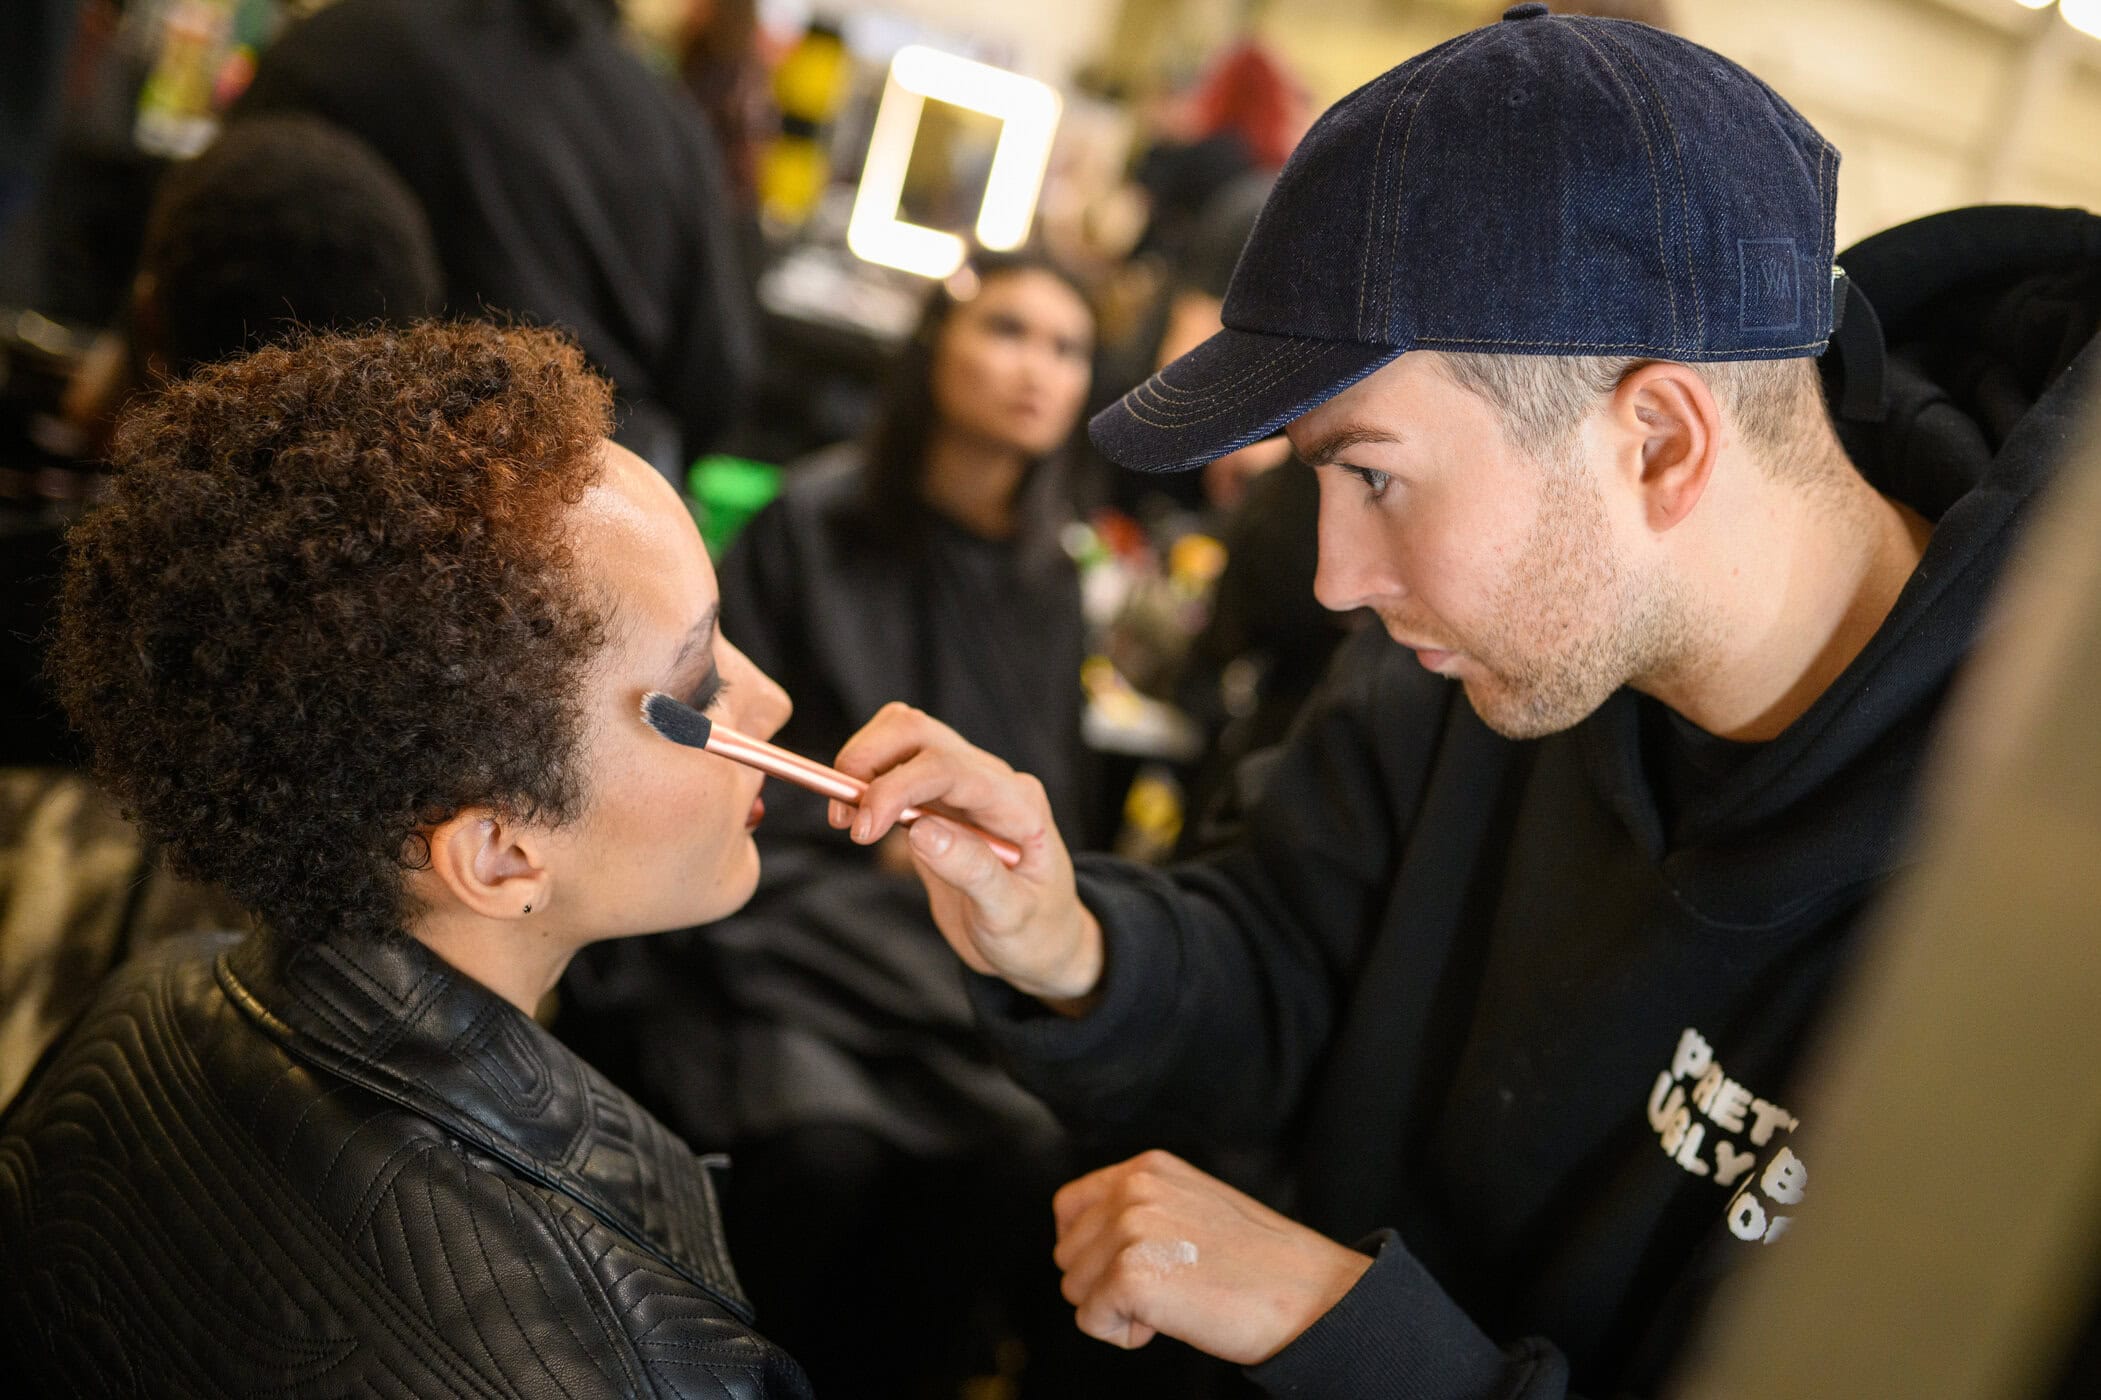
[689, 672, 729, 713]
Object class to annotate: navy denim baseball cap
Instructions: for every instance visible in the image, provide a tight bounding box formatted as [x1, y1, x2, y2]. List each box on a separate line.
[1092, 2, 1842, 474]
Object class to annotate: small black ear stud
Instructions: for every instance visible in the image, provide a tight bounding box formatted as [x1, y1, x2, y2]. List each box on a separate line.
[523, 905, 532, 914]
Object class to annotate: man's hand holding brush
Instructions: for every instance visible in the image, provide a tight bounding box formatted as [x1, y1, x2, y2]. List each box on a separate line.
[831, 702, 1104, 1015]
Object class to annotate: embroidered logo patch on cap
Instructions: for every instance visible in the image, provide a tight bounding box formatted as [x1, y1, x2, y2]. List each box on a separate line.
[1739, 239, 1801, 333]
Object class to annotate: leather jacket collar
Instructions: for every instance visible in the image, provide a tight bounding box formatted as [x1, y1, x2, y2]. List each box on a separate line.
[218, 926, 752, 1321]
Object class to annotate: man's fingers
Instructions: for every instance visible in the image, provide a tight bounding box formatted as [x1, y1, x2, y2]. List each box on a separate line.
[1072, 1291, 1157, 1352]
[856, 757, 1049, 860]
[832, 702, 953, 782]
[1052, 1163, 1121, 1234]
[907, 817, 1026, 931]
[1051, 1196, 1114, 1277]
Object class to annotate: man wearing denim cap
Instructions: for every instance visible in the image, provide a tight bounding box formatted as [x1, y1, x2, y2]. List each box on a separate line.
[833, 5, 2101, 1395]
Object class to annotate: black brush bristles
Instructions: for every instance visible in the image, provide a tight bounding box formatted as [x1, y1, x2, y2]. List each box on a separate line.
[641, 691, 714, 750]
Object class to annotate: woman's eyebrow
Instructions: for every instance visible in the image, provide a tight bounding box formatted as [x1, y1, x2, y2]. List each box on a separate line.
[671, 603, 720, 672]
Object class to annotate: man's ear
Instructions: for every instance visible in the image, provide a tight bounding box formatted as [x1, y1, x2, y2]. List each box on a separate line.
[420, 808, 552, 921]
[1608, 361, 1720, 534]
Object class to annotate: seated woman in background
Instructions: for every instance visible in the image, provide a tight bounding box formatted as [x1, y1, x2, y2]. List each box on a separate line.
[0, 323, 810, 1399]
[558, 253, 1121, 1396]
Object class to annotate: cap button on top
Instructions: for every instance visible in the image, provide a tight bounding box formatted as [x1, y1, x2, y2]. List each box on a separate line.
[1503, 2, 1551, 19]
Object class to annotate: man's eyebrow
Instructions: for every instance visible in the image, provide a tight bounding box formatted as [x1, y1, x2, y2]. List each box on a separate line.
[672, 603, 720, 671]
[1297, 426, 1405, 467]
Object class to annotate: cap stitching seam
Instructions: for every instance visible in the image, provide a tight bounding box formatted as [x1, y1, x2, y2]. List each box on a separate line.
[1125, 350, 1346, 427]
[1560, 21, 1681, 346]
[1132, 354, 1330, 421]
[1588, 25, 1705, 345]
[1414, 333, 1828, 352]
[1820, 137, 1838, 334]
[1384, 27, 1498, 338]
[1140, 350, 1303, 404]
[1139, 335, 1328, 402]
[1356, 55, 1439, 339]
[1121, 343, 1359, 427]
[1144, 334, 1316, 395]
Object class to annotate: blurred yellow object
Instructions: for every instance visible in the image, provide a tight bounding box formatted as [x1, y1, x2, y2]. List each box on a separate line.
[136, 0, 235, 158]
[1117, 766, 1185, 863]
[774, 26, 848, 121]
[761, 24, 850, 228]
[1169, 532, 1227, 589]
[759, 137, 830, 224]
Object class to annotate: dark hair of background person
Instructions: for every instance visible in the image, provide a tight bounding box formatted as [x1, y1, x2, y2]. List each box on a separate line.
[859, 250, 1096, 551]
[46, 322, 614, 948]
[134, 114, 442, 378]
[680, 0, 764, 202]
[506, 0, 619, 44]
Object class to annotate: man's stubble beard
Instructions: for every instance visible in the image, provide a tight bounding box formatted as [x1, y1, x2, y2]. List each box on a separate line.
[1459, 454, 1702, 742]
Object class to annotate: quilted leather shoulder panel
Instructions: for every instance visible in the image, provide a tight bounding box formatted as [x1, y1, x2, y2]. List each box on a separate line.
[0, 935, 810, 1398]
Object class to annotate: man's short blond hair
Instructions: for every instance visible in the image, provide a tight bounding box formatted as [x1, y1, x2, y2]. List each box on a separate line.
[1433, 352, 1836, 486]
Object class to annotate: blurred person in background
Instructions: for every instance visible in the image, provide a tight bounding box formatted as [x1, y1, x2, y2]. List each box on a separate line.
[235, 0, 757, 482]
[0, 0, 82, 234]
[1131, 42, 1308, 269]
[1, 322, 812, 1397]
[558, 252, 1123, 1397]
[1091, 41, 1312, 522]
[680, 0, 770, 212]
[2, 113, 443, 1108]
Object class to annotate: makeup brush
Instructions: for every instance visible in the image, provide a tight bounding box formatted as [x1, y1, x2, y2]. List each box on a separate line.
[641, 692, 1023, 868]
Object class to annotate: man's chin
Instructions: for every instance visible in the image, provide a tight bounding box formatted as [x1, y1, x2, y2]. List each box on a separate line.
[1459, 675, 1607, 742]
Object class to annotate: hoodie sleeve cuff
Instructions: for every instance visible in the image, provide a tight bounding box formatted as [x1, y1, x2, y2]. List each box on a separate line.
[1247, 1230, 1569, 1400]
[963, 862, 1187, 1109]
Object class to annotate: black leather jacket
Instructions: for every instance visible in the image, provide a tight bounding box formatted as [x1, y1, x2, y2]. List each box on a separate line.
[0, 928, 812, 1397]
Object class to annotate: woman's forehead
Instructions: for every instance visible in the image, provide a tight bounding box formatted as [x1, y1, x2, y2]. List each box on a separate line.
[573, 442, 715, 655]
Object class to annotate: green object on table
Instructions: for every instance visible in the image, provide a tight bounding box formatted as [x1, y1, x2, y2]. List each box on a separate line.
[686, 455, 781, 559]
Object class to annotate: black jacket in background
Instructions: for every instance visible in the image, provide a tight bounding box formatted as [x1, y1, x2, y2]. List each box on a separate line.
[0, 928, 812, 1397]
[967, 205, 2101, 1398]
[237, 0, 756, 473]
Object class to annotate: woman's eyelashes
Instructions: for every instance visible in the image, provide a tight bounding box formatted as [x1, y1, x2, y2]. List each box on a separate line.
[688, 670, 730, 713]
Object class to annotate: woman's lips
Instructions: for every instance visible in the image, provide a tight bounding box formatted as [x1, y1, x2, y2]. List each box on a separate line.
[746, 793, 766, 830]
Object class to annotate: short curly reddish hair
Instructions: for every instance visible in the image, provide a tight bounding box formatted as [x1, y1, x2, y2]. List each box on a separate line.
[50, 321, 615, 945]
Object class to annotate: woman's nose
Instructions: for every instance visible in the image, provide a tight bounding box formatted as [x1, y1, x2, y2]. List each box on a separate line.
[743, 666, 791, 741]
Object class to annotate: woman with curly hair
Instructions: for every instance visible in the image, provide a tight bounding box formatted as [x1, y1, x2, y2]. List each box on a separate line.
[0, 321, 811, 1398]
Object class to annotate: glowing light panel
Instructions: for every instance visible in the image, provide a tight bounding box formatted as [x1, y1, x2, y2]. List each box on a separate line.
[848, 46, 1062, 279]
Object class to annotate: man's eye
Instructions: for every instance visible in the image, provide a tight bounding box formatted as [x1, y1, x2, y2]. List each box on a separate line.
[1346, 466, 1393, 501]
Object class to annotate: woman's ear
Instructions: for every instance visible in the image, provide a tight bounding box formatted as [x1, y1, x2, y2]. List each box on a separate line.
[420, 808, 552, 921]
[1609, 361, 1721, 534]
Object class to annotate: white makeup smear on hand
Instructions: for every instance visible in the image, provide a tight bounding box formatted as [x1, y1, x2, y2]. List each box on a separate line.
[1130, 1239, 1200, 1275]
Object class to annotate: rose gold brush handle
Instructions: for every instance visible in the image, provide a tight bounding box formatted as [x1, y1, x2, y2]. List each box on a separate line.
[706, 725, 1024, 869]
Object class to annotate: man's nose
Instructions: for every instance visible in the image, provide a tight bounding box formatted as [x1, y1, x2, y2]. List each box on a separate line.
[1312, 501, 1388, 614]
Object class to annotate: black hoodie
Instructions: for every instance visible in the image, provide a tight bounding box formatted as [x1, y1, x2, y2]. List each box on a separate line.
[968, 206, 2101, 1399]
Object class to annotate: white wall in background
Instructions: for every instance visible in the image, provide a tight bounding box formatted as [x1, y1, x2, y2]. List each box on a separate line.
[1252, 0, 2101, 247]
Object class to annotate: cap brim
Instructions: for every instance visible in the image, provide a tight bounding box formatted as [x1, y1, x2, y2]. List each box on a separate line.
[1089, 326, 1403, 474]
